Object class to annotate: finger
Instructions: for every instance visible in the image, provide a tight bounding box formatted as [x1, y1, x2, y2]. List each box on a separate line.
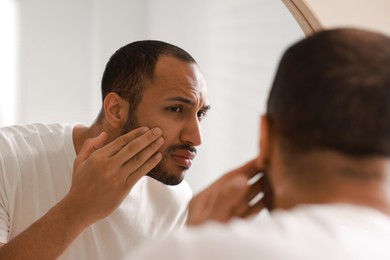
[74, 132, 108, 169]
[227, 159, 262, 180]
[117, 136, 164, 181]
[125, 152, 162, 189]
[187, 187, 220, 226]
[112, 127, 163, 167]
[237, 172, 274, 218]
[233, 186, 263, 217]
[96, 126, 151, 157]
[207, 159, 260, 192]
[245, 174, 264, 204]
[239, 198, 266, 218]
[212, 176, 249, 222]
[234, 191, 265, 217]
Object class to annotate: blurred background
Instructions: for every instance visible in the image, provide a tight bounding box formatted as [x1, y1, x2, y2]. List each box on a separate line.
[0, 0, 304, 192]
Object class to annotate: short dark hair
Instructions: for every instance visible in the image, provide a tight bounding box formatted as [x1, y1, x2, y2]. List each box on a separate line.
[99, 40, 197, 119]
[267, 28, 390, 157]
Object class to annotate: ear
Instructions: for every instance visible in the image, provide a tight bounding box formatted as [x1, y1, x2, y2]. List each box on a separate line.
[256, 115, 272, 169]
[103, 92, 129, 129]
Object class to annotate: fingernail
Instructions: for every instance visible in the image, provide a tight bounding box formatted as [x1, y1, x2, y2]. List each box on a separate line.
[154, 153, 162, 160]
[152, 128, 162, 136]
[155, 137, 164, 145]
[141, 127, 149, 134]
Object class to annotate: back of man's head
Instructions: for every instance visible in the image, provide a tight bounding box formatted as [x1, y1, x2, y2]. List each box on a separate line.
[267, 28, 390, 159]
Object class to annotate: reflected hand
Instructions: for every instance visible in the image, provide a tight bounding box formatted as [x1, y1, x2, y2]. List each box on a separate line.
[66, 127, 164, 225]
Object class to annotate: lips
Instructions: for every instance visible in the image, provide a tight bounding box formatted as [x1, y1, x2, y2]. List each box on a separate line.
[170, 149, 196, 169]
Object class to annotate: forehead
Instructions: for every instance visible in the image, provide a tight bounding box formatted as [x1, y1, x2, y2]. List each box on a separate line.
[144, 56, 209, 104]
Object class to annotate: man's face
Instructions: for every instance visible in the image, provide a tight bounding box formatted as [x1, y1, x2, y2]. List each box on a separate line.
[124, 56, 210, 185]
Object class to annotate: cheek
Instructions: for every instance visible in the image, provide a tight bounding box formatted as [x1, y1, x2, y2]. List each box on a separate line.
[155, 128, 179, 156]
[136, 111, 182, 146]
[159, 125, 180, 147]
[138, 119, 180, 148]
[136, 113, 168, 131]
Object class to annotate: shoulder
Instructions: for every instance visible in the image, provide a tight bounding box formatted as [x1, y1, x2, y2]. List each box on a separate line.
[133, 205, 390, 260]
[0, 123, 74, 158]
[0, 123, 70, 139]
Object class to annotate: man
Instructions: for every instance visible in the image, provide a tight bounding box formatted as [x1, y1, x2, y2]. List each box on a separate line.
[0, 41, 262, 259]
[131, 28, 390, 259]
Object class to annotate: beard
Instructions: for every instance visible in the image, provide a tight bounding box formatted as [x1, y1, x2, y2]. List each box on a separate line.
[146, 156, 185, 186]
[123, 114, 192, 186]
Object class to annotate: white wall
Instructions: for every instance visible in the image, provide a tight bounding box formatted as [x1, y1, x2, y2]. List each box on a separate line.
[0, 0, 303, 192]
[145, 0, 303, 191]
[0, 0, 18, 126]
[12, 0, 151, 125]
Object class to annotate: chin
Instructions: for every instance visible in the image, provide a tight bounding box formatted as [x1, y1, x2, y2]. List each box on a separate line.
[146, 172, 184, 186]
[146, 158, 189, 185]
[146, 167, 185, 186]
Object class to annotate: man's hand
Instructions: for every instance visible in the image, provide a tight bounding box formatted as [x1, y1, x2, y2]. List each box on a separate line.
[187, 159, 266, 226]
[65, 126, 164, 225]
[0, 127, 165, 260]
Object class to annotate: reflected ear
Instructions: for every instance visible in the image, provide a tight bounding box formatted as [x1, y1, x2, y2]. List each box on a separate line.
[256, 115, 272, 169]
[103, 92, 129, 129]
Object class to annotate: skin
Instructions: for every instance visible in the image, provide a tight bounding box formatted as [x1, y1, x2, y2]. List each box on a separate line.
[187, 159, 265, 225]
[0, 55, 264, 258]
[135, 56, 210, 184]
[77, 56, 211, 184]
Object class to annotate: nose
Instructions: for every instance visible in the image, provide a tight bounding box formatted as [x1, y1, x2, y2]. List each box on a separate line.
[180, 116, 202, 147]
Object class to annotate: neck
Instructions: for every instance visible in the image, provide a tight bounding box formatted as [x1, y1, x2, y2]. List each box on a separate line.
[72, 119, 118, 155]
[275, 151, 390, 216]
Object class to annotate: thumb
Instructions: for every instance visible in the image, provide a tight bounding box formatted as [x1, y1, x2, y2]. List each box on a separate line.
[74, 132, 108, 170]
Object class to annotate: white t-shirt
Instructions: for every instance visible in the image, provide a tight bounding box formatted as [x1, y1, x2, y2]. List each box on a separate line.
[132, 204, 390, 260]
[0, 123, 192, 259]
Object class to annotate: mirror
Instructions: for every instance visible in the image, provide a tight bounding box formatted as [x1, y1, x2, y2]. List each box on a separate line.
[283, 0, 390, 36]
[0, 0, 304, 191]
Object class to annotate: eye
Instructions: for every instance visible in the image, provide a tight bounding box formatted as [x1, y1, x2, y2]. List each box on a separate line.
[197, 110, 208, 120]
[167, 106, 183, 113]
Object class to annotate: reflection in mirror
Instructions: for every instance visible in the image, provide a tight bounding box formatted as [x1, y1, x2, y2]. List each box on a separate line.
[0, 0, 303, 191]
[0, 1, 18, 126]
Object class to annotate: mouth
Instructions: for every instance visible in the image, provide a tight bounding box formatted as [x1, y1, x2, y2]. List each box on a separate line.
[170, 149, 196, 169]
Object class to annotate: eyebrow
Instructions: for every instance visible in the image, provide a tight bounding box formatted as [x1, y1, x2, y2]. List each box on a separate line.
[165, 96, 211, 111]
